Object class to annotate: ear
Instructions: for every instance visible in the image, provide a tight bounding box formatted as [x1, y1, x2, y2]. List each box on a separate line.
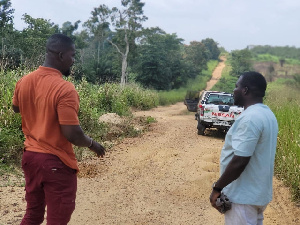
[58, 52, 64, 62]
[243, 86, 249, 95]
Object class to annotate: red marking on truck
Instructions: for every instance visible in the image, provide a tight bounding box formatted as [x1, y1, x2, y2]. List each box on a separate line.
[211, 112, 234, 118]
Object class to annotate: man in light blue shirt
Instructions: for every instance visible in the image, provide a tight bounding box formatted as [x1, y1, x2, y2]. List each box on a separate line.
[209, 71, 278, 225]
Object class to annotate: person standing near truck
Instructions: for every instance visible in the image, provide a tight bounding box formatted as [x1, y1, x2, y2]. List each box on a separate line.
[13, 34, 105, 225]
[209, 71, 278, 225]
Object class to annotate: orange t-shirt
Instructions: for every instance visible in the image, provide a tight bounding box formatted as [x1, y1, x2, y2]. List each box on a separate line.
[13, 66, 80, 171]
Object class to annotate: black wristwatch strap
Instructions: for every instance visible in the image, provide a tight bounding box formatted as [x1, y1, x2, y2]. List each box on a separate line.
[212, 182, 223, 192]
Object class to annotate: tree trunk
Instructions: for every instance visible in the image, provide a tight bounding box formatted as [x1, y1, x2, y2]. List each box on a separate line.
[120, 30, 130, 86]
[121, 56, 128, 86]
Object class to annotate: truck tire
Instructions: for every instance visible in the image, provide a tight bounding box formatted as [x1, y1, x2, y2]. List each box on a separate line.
[197, 122, 206, 135]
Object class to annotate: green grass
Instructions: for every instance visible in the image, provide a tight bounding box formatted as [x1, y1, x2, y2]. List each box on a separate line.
[253, 53, 300, 65]
[158, 60, 219, 105]
[265, 80, 300, 201]
[158, 88, 187, 106]
[253, 54, 281, 63]
[0, 70, 160, 173]
[211, 59, 237, 93]
[145, 116, 156, 124]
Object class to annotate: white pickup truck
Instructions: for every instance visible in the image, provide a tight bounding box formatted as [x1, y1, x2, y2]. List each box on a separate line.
[195, 91, 244, 135]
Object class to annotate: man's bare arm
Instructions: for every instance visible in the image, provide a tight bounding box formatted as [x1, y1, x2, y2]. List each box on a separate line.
[210, 155, 250, 211]
[216, 155, 251, 189]
[60, 124, 105, 157]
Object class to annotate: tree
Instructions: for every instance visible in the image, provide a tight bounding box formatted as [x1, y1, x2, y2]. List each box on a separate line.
[61, 20, 81, 38]
[87, 0, 147, 86]
[0, 0, 14, 28]
[0, 0, 17, 69]
[201, 38, 220, 60]
[84, 4, 112, 82]
[135, 29, 187, 90]
[279, 58, 285, 67]
[230, 49, 253, 77]
[184, 41, 209, 74]
[18, 14, 59, 68]
[265, 63, 275, 82]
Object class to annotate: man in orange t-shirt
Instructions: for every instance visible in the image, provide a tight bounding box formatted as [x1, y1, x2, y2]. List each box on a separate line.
[13, 34, 105, 225]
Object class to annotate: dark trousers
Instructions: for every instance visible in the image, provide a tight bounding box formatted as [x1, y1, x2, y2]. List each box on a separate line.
[20, 150, 77, 225]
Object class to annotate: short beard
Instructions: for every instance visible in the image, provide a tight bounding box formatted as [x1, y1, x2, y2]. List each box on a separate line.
[63, 69, 71, 77]
[234, 98, 243, 107]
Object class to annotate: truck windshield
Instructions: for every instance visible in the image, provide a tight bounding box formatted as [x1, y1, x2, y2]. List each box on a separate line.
[206, 94, 234, 105]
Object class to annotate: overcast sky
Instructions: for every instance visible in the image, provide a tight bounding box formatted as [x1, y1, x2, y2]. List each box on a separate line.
[10, 0, 300, 51]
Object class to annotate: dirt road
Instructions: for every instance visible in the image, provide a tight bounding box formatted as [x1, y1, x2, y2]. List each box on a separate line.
[1, 60, 299, 224]
[205, 56, 225, 90]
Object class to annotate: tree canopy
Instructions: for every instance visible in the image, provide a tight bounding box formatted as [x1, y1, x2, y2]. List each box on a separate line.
[0, 0, 222, 91]
[230, 49, 253, 77]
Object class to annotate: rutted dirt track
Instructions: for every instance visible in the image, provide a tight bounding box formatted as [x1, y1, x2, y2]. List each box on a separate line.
[1, 59, 299, 224]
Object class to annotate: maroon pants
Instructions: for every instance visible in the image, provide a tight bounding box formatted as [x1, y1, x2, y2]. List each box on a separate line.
[20, 150, 77, 225]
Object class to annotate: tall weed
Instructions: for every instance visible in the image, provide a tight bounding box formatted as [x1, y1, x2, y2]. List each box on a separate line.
[0, 70, 24, 163]
[265, 81, 300, 201]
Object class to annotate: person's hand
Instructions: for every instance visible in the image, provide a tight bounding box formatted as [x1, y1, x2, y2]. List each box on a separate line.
[209, 190, 222, 212]
[89, 141, 106, 158]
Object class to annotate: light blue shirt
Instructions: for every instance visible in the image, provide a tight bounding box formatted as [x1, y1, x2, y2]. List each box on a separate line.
[220, 103, 278, 205]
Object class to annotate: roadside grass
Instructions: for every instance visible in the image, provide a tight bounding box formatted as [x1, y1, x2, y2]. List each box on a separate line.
[0, 70, 25, 182]
[265, 79, 300, 201]
[0, 70, 160, 177]
[0, 71, 24, 160]
[211, 59, 237, 93]
[158, 60, 218, 105]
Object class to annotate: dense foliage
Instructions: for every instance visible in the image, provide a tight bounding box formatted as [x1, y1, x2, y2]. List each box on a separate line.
[230, 49, 253, 77]
[0, 0, 220, 91]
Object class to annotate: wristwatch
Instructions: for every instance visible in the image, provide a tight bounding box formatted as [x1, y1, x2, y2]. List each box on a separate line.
[212, 182, 223, 192]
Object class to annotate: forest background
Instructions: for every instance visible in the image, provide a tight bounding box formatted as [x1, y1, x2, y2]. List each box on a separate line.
[0, 0, 299, 202]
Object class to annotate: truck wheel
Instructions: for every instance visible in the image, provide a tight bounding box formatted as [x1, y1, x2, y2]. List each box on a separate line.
[197, 123, 206, 135]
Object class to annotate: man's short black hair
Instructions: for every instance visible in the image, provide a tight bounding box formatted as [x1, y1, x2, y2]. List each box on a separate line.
[239, 71, 267, 97]
[46, 34, 74, 53]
